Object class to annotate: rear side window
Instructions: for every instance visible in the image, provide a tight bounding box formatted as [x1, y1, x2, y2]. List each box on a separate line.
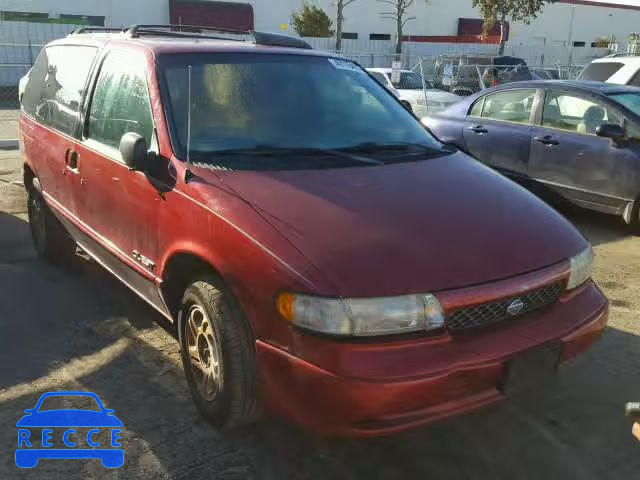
[578, 62, 624, 82]
[478, 89, 536, 124]
[22, 45, 97, 136]
[628, 69, 640, 87]
[87, 53, 154, 152]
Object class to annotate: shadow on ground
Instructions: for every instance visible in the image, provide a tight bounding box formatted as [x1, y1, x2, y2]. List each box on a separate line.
[1, 211, 639, 479]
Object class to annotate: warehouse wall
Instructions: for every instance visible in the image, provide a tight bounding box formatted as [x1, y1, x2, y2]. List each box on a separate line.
[1, 0, 640, 46]
[250, 0, 640, 47]
[0, 0, 168, 27]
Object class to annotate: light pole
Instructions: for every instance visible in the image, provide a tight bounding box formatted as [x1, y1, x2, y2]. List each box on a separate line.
[567, 5, 575, 66]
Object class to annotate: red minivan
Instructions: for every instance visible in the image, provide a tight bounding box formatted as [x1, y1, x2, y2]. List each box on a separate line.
[20, 25, 608, 437]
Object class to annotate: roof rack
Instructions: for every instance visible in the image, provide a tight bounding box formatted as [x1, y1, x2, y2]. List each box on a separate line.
[123, 24, 312, 49]
[71, 26, 124, 35]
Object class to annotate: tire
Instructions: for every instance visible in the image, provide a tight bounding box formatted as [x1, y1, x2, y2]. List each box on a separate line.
[178, 275, 260, 429]
[27, 186, 76, 263]
[629, 197, 640, 235]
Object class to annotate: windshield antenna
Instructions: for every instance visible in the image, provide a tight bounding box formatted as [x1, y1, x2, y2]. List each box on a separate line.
[184, 64, 194, 183]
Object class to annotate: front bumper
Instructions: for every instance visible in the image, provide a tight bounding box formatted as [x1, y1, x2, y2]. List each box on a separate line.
[257, 281, 608, 437]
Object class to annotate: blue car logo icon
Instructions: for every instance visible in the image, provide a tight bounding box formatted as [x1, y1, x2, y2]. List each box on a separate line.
[16, 391, 123, 468]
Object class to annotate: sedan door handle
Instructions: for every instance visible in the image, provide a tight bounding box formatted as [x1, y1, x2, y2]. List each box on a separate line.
[468, 125, 488, 134]
[534, 135, 559, 146]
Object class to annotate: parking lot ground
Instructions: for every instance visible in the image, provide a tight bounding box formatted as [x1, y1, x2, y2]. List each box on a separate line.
[0, 147, 639, 479]
[0, 110, 19, 140]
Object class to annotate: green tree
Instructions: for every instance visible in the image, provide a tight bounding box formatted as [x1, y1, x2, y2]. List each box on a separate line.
[291, 2, 334, 38]
[335, 0, 358, 51]
[472, 0, 556, 55]
[378, 0, 428, 55]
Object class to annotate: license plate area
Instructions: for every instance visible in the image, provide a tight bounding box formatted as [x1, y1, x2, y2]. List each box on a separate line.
[501, 343, 561, 395]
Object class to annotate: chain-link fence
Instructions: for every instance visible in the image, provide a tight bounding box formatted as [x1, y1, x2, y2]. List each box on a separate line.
[347, 54, 587, 118]
[414, 58, 586, 116]
[0, 18, 628, 133]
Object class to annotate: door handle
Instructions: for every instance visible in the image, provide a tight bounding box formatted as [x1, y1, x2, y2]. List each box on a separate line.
[65, 149, 79, 170]
[534, 136, 559, 146]
[468, 125, 488, 134]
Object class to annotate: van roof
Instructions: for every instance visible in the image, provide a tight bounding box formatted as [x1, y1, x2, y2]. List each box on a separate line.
[47, 26, 332, 59]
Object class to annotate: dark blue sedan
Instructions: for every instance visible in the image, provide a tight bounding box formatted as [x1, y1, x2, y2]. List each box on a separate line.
[424, 80, 640, 232]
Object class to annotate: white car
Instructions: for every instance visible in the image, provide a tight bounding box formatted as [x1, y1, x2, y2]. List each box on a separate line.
[578, 56, 640, 86]
[367, 68, 461, 117]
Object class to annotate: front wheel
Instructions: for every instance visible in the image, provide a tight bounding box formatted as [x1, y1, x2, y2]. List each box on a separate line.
[629, 198, 640, 235]
[27, 186, 75, 263]
[178, 275, 260, 429]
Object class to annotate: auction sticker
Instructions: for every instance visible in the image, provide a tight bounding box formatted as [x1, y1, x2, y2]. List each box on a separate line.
[328, 58, 363, 73]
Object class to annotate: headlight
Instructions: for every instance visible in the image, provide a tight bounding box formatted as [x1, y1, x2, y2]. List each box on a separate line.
[276, 292, 445, 337]
[566, 245, 593, 290]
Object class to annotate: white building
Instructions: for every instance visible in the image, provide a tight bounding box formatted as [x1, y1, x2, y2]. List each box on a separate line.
[1, 0, 640, 48]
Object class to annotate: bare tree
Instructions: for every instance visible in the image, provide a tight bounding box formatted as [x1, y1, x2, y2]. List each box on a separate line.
[378, 0, 426, 54]
[335, 0, 358, 52]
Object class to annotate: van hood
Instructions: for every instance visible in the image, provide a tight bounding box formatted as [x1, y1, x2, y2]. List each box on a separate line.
[214, 152, 586, 297]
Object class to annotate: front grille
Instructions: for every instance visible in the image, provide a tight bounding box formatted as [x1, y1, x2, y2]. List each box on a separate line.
[447, 281, 564, 332]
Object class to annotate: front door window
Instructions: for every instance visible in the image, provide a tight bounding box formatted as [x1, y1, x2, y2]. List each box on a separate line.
[87, 53, 154, 158]
[541, 92, 621, 135]
[477, 89, 536, 125]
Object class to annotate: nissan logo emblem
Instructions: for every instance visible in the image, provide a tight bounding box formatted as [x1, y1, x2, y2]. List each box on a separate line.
[507, 299, 525, 316]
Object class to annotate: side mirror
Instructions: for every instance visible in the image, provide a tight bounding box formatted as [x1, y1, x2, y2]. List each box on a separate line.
[596, 123, 624, 141]
[119, 132, 149, 170]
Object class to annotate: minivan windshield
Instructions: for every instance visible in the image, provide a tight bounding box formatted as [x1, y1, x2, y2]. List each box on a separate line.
[159, 53, 447, 167]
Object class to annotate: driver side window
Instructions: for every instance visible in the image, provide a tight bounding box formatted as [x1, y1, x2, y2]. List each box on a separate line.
[88, 53, 154, 154]
[473, 89, 536, 124]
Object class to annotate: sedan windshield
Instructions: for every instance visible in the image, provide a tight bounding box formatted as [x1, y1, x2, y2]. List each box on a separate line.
[159, 53, 445, 167]
[609, 93, 640, 117]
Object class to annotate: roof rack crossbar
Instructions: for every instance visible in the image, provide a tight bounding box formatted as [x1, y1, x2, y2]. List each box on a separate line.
[126, 24, 248, 38]
[129, 28, 235, 42]
[251, 31, 312, 50]
[71, 26, 124, 35]
[124, 24, 312, 49]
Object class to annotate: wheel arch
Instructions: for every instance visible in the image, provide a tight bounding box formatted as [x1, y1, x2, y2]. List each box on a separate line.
[159, 249, 227, 320]
[23, 163, 38, 192]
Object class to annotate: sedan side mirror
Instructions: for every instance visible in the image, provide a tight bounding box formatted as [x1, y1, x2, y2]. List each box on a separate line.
[120, 132, 149, 170]
[596, 123, 625, 141]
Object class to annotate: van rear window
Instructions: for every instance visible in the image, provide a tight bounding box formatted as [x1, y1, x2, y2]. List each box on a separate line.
[22, 45, 97, 136]
[578, 62, 624, 82]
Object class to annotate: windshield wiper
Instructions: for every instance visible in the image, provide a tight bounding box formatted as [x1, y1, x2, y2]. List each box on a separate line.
[210, 146, 384, 165]
[336, 142, 450, 154]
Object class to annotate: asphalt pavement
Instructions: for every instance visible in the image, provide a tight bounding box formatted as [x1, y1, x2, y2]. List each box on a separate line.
[1, 148, 639, 479]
